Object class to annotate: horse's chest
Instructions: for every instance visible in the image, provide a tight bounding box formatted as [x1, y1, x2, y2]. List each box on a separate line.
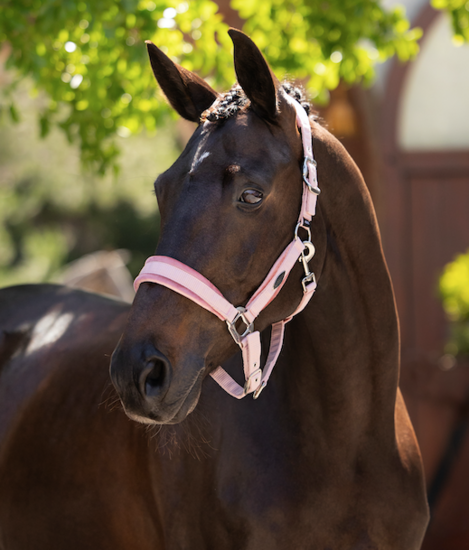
[158, 455, 373, 550]
[153, 402, 415, 549]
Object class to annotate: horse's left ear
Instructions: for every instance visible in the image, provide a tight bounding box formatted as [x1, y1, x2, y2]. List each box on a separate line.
[146, 41, 219, 122]
[228, 28, 279, 122]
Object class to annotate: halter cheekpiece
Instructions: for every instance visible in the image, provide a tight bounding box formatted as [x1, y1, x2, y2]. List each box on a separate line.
[134, 94, 320, 399]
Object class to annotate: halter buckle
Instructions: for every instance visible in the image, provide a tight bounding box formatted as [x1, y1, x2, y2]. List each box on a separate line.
[243, 367, 262, 395]
[253, 380, 267, 399]
[303, 156, 321, 195]
[226, 307, 254, 345]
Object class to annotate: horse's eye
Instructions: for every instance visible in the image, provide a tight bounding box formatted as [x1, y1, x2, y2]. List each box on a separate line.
[240, 189, 263, 205]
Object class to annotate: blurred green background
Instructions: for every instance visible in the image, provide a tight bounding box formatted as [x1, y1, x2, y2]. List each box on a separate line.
[0, 75, 178, 286]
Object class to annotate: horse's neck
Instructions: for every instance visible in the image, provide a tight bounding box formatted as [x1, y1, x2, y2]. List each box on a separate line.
[280, 139, 399, 449]
[285, 254, 398, 421]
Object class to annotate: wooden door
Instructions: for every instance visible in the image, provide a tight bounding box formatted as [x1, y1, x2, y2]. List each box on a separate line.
[392, 152, 469, 548]
[378, 3, 469, 545]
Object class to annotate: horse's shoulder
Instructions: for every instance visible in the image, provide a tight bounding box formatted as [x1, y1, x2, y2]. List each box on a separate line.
[0, 284, 130, 445]
[0, 283, 130, 371]
[0, 283, 128, 341]
[0, 287, 144, 540]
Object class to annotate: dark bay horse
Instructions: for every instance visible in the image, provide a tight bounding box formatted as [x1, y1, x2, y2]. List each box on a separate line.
[0, 29, 428, 549]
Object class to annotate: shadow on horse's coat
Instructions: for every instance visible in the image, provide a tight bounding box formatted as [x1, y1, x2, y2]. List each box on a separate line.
[0, 29, 428, 549]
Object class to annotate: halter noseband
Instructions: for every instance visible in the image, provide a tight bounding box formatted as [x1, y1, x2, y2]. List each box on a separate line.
[134, 94, 320, 399]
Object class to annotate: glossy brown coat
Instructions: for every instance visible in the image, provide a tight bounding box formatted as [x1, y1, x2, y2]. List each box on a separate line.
[0, 29, 428, 549]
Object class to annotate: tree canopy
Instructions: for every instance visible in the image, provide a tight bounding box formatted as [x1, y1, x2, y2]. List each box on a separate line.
[0, 0, 427, 173]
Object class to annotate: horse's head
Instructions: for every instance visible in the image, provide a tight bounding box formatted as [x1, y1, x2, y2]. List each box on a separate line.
[110, 29, 325, 424]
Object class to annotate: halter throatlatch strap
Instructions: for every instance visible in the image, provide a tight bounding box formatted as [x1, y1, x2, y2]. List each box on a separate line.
[134, 93, 320, 399]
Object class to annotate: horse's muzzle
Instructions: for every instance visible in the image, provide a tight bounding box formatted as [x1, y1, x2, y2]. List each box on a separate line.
[110, 341, 200, 424]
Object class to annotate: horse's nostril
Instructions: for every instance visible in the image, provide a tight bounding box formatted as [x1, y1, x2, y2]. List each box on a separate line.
[139, 352, 171, 400]
[144, 359, 165, 397]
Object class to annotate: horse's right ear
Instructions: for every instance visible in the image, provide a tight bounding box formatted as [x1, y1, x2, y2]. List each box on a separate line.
[228, 29, 279, 122]
[146, 41, 219, 122]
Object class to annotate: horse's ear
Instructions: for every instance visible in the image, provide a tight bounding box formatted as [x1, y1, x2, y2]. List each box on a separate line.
[146, 41, 219, 122]
[228, 28, 279, 122]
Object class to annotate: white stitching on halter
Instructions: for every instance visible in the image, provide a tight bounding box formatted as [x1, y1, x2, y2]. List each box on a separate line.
[133, 95, 320, 400]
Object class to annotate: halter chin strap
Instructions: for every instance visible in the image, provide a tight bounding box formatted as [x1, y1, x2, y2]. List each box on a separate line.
[134, 94, 320, 399]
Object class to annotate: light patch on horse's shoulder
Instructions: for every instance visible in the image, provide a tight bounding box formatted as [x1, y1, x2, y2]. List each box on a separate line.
[25, 308, 75, 355]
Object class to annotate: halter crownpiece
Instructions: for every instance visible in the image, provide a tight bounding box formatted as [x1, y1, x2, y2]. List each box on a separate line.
[134, 93, 320, 399]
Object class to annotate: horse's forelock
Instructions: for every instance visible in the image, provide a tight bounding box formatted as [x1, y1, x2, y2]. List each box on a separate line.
[201, 84, 249, 122]
[200, 81, 315, 124]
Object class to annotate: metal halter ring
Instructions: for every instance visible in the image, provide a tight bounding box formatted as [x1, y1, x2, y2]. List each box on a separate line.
[226, 307, 254, 345]
[294, 221, 312, 242]
[303, 156, 321, 195]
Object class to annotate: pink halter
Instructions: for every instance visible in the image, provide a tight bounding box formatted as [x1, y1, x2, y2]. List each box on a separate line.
[134, 94, 320, 399]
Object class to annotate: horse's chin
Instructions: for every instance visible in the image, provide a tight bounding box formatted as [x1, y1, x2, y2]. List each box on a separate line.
[123, 380, 202, 425]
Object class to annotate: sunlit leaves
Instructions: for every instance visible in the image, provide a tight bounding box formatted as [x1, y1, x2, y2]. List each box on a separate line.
[232, 0, 422, 102]
[0, 0, 441, 172]
[432, 0, 469, 42]
[0, 0, 231, 173]
[440, 250, 469, 356]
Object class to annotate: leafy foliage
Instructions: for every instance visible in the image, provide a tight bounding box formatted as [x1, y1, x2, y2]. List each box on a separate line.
[440, 250, 469, 356]
[1, 0, 232, 173]
[432, 0, 469, 43]
[232, 0, 421, 100]
[0, 0, 423, 173]
[0, 81, 179, 287]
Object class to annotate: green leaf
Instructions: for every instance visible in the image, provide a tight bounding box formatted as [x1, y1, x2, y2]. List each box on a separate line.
[9, 103, 20, 123]
[440, 250, 469, 356]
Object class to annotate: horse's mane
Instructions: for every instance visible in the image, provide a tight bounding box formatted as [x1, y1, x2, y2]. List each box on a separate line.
[201, 81, 316, 123]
